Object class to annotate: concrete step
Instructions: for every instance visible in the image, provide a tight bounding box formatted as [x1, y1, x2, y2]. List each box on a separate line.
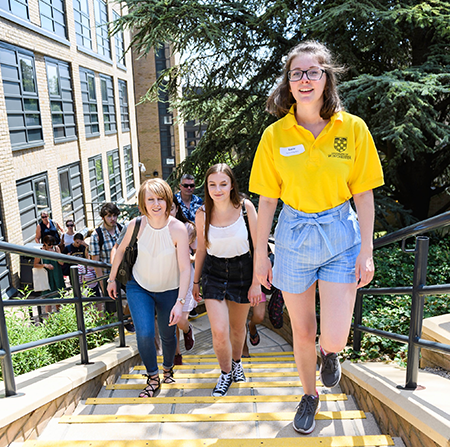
[22, 315, 403, 445]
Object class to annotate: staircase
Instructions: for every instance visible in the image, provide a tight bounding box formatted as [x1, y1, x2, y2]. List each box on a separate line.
[17, 313, 405, 447]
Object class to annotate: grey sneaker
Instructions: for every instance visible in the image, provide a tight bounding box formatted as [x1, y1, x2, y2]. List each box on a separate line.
[212, 371, 233, 397]
[232, 359, 246, 382]
[293, 394, 321, 434]
[319, 351, 341, 388]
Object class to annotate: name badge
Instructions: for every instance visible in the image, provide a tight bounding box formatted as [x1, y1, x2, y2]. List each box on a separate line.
[280, 144, 305, 157]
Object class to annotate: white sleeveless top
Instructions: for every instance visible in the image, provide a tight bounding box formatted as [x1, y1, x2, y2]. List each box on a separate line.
[132, 218, 179, 292]
[206, 211, 250, 258]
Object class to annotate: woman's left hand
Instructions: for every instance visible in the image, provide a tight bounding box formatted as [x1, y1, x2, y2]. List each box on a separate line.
[168, 302, 183, 326]
[248, 282, 262, 307]
[355, 249, 375, 289]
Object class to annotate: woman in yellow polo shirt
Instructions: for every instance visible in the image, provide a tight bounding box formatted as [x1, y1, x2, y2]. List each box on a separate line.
[249, 41, 384, 435]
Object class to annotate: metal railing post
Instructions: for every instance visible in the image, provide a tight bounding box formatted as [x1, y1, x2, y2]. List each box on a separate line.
[117, 285, 126, 347]
[0, 292, 16, 396]
[69, 266, 90, 365]
[352, 290, 363, 357]
[404, 236, 429, 390]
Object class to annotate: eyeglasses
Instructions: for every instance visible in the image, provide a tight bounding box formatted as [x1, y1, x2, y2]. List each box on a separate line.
[41, 215, 48, 219]
[181, 184, 195, 189]
[288, 68, 325, 82]
[67, 224, 74, 227]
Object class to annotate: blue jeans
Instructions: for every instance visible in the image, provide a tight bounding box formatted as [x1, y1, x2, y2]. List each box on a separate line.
[126, 277, 178, 375]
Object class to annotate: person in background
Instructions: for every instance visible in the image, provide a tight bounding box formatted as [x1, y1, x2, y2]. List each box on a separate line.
[33, 235, 65, 314]
[35, 211, 63, 245]
[170, 195, 197, 365]
[242, 292, 267, 358]
[107, 179, 191, 398]
[175, 174, 203, 318]
[193, 164, 261, 397]
[250, 41, 384, 434]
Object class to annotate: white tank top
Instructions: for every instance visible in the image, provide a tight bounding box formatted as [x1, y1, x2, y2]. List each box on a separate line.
[206, 211, 250, 258]
[132, 218, 179, 292]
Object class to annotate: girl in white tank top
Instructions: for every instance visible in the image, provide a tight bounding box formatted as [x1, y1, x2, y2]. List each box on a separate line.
[107, 179, 191, 399]
[193, 164, 261, 398]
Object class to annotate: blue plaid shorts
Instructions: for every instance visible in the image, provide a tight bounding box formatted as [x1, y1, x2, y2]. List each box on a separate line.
[272, 201, 361, 294]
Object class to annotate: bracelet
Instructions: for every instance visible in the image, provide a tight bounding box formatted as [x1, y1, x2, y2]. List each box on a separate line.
[107, 279, 115, 283]
[193, 280, 201, 284]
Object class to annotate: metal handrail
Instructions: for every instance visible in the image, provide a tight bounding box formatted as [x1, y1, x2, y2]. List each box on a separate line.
[353, 212, 450, 390]
[0, 241, 129, 397]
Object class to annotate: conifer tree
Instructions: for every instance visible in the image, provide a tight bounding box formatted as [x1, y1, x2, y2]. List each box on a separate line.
[115, 0, 450, 228]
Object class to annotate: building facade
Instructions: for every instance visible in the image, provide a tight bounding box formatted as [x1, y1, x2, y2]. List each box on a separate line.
[0, 0, 140, 296]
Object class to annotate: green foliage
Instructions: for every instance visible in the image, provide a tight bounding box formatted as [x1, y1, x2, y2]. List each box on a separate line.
[113, 0, 450, 228]
[344, 235, 450, 365]
[1, 292, 117, 379]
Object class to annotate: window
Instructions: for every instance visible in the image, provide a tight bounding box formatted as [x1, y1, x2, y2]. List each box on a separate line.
[46, 58, 77, 143]
[94, 0, 111, 58]
[73, 0, 91, 49]
[79, 67, 100, 137]
[0, 0, 29, 20]
[16, 173, 50, 244]
[100, 74, 116, 134]
[0, 204, 13, 299]
[107, 149, 123, 203]
[39, 0, 66, 38]
[123, 145, 135, 197]
[118, 79, 129, 131]
[88, 155, 105, 225]
[0, 43, 43, 149]
[113, 10, 125, 66]
[58, 163, 86, 228]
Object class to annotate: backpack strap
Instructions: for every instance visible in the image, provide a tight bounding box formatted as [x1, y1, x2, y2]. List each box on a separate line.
[242, 199, 254, 256]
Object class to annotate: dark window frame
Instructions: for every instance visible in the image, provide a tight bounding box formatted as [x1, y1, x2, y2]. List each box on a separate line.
[118, 78, 129, 132]
[88, 154, 106, 225]
[46, 57, 77, 143]
[38, 0, 67, 38]
[79, 67, 100, 138]
[94, 0, 111, 59]
[0, 42, 44, 150]
[107, 149, 123, 203]
[123, 145, 135, 198]
[73, 0, 92, 49]
[100, 74, 117, 134]
[58, 162, 86, 229]
[0, 0, 29, 20]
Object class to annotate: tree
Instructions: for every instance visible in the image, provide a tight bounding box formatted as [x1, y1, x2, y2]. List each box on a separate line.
[115, 0, 450, 228]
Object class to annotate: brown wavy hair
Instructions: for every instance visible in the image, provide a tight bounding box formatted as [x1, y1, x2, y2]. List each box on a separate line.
[266, 41, 345, 119]
[138, 178, 173, 219]
[202, 164, 241, 248]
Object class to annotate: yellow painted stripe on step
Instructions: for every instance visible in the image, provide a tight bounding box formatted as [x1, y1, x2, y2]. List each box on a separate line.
[23, 435, 395, 447]
[60, 410, 365, 424]
[106, 380, 305, 390]
[156, 351, 294, 359]
[133, 363, 305, 370]
[154, 356, 295, 363]
[86, 394, 347, 405]
[121, 372, 314, 379]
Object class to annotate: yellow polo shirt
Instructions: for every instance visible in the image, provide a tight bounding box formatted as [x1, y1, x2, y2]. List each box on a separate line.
[249, 107, 384, 213]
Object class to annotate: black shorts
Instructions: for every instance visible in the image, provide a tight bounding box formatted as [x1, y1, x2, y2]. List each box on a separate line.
[202, 252, 252, 304]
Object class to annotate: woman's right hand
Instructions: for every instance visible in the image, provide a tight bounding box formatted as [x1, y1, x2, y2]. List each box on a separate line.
[44, 264, 54, 270]
[254, 253, 273, 291]
[193, 283, 202, 302]
[107, 281, 117, 300]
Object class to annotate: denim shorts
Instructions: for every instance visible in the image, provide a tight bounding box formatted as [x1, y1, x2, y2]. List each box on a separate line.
[202, 252, 252, 304]
[273, 201, 361, 294]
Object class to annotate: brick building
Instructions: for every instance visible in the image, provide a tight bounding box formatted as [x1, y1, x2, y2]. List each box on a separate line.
[0, 0, 145, 297]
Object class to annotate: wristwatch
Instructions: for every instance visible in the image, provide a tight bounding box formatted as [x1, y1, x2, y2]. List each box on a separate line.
[107, 278, 115, 283]
[177, 297, 186, 304]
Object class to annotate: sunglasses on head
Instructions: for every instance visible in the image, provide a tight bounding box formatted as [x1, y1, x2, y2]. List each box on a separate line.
[181, 184, 195, 188]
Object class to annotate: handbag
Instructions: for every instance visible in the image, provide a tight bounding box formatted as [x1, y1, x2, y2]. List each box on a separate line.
[242, 200, 276, 295]
[268, 288, 285, 329]
[32, 267, 50, 292]
[116, 217, 142, 285]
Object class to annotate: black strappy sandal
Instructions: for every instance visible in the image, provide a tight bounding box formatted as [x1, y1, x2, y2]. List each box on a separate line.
[139, 374, 161, 398]
[162, 366, 175, 384]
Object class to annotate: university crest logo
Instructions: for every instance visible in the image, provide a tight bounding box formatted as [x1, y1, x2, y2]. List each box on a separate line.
[334, 137, 347, 152]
